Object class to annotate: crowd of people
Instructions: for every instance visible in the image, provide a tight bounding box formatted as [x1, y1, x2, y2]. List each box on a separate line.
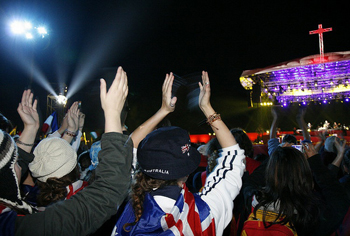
[0, 67, 350, 236]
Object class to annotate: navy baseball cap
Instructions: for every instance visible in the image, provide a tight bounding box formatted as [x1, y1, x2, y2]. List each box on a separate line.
[137, 126, 201, 180]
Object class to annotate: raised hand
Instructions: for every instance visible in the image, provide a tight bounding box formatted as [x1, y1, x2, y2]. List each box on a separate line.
[16, 89, 39, 152]
[129, 72, 177, 148]
[334, 138, 346, 155]
[296, 106, 311, 140]
[57, 113, 69, 135]
[17, 89, 39, 129]
[197, 71, 236, 147]
[331, 138, 347, 167]
[270, 106, 279, 139]
[302, 142, 317, 159]
[100, 66, 128, 133]
[317, 130, 327, 143]
[296, 107, 307, 120]
[198, 71, 211, 112]
[271, 106, 278, 119]
[161, 72, 177, 113]
[67, 102, 80, 132]
[78, 112, 85, 131]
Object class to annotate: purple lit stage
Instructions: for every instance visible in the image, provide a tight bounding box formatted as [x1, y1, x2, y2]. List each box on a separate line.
[240, 51, 350, 106]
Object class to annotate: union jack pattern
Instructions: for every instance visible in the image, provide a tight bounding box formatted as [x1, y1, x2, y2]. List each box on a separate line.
[181, 144, 190, 154]
[113, 185, 216, 235]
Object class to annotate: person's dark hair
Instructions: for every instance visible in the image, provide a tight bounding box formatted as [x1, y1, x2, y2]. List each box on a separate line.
[282, 134, 297, 145]
[254, 153, 268, 163]
[230, 128, 254, 159]
[255, 146, 320, 230]
[123, 172, 178, 232]
[206, 128, 253, 173]
[36, 165, 80, 207]
[206, 137, 220, 157]
[78, 152, 91, 172]
[0, 113, 13, 133]
[205, 137, 221, 173]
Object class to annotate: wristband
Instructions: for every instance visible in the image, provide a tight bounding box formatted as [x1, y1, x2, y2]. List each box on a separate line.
[16, 140, 35, 146]
[207, 112, 221, 130]
[65, 130, 77, 137]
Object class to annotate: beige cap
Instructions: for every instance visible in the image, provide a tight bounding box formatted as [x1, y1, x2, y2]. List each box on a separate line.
[29, 137, 77, 182]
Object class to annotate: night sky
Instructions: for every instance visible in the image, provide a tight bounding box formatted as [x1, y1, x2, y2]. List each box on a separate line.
[0, 1, 349, 135]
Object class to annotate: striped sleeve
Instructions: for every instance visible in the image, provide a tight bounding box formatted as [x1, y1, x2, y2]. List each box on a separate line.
[200, 144, 245, 236]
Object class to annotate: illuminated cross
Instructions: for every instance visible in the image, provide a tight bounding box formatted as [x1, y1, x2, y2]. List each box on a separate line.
[309, 24, 332, 63]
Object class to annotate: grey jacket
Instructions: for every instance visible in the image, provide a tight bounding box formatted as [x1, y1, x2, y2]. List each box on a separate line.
[15, 132, 133, 236]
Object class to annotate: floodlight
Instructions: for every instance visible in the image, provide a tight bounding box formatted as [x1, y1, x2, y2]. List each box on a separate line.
[37, 27, 47, 35]
[9, 20, 49, 40]
[11, 21, 25, 34]
[56, 95, 67, 105]
[24, 22, 32, 29]
[25, 33, 33, 39]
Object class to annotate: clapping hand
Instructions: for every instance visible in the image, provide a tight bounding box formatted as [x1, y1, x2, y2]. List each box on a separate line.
[67, 102, 80, 132]
[100, 66, 128, 133]
[317, 130, 327, 143]
[16, 89, 39, 152]
[296, 107, 307, 120]
[334, 138, 346, 156]
[271, 106, 278, 119]
[332, 138, 347, 167]
[198, 71, 211, 111]
[78, 112, 85, 131]
[17, 89, 39, 130]
[161, 72, 177, 113]
[302, 142, 317, 159]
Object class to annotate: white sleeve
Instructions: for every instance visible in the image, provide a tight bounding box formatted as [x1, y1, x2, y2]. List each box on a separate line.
[71, 130, 82, 152]
[131, 147, 138, 178]
[47, 130, 61, 138]
[200, 144, 245, 236]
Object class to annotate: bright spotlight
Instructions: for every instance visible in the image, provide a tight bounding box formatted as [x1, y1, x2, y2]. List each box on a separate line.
[37, 27, 47, 36]
[24, 22, 32, 29]
[9, 20, 49, 39]
[11, 21, 25, 34]
[25, 33, 33, 39]
[56, 95, 67, 105]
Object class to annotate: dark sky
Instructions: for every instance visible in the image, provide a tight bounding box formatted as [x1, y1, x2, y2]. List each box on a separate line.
[0, 1, 349, 135]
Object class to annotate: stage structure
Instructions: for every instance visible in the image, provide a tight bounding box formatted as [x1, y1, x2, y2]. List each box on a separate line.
[240, 51, 350, 107]
[46, 84, 68, 123]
